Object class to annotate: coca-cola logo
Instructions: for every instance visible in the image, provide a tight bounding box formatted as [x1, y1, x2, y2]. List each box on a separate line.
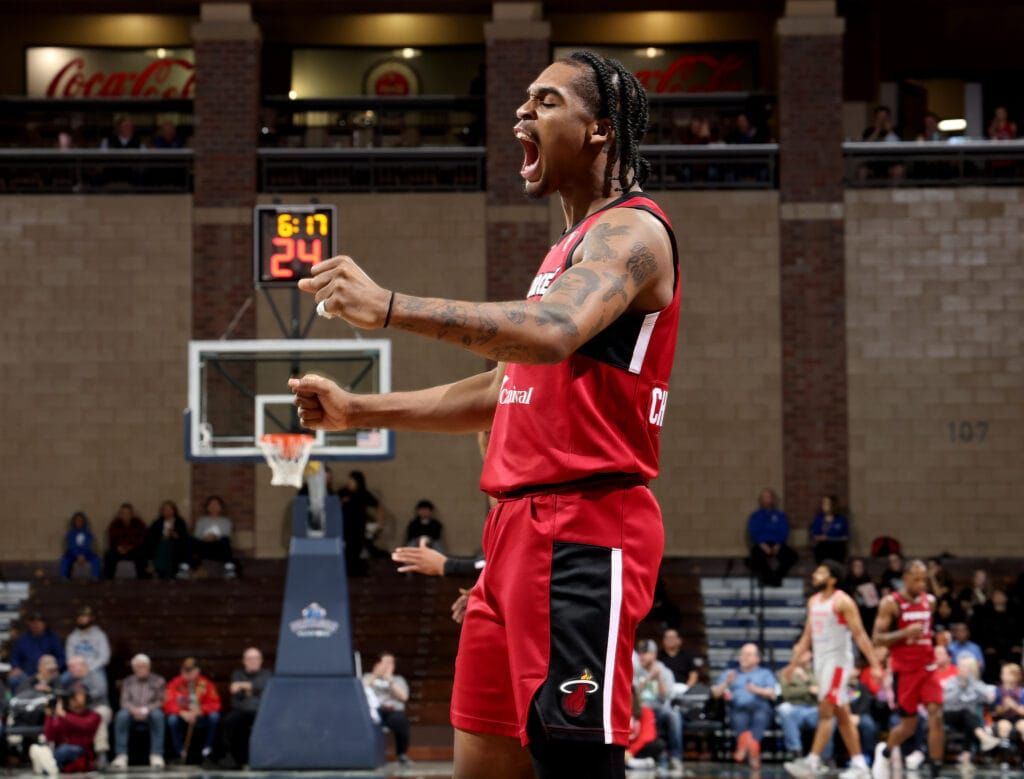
[635, 54, 747, 94]
[45, 57, 195, 98]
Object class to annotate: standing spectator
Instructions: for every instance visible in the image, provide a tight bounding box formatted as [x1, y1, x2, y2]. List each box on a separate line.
[941, 655, 999, 765]
[776, 650, 822, 760]
[841, 558, 879, 630]
[192, 496, 238, 578]
[992, 663, 1024, 749]
[973, 589, 1022, 682]
[337, 471, 379, 575]
[101, 115, 141, 149]
[809, 495, 850, 564]
[152, 122, 182, 149]
[58, 511, 101, 579]
[164, 658, 221, 763]
[711, 643, 777, 769]
[878, 553, 904, 595]
[222, 648, 270, 768]
[404, 500, 444, 550]
[103, 503, 148, 579]
[60, 655, 112, 767]
[659, 628, 699, 689]
[947, 623, 984, 670]
[634, 639, 684, 775]
[747, 488, 797, 587]
[145, 501, 190, 579]
[30, 688, 101, 775]
[10, 613, 65, 681]
[957, 569, 990, 619]
[110, 653, 166, 771]
[988, 106, 1018, 140]
[64, 606, 109, 676]
[363, 652, 412, 764]
[934, 596, 962, 633]
[926, 558, 954, 600]
[862, 106, 900, 142]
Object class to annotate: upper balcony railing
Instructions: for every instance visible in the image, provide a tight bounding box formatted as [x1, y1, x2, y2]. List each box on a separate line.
[0, 148, 192, 193]
[844, 139, 1024, 186]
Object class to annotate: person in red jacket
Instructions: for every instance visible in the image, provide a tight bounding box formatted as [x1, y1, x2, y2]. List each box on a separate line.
[163, 657, 221, 762]
[30, 688, 101, 775]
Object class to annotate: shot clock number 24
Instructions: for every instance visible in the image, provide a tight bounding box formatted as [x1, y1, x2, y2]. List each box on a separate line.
[254, 205, 337, 286]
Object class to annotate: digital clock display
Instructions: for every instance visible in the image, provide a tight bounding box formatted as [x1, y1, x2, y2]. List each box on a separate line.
[254, 205, 336, 286]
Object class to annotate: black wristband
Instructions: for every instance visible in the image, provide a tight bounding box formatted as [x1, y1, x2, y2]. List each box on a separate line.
[383, 291, 396, 328]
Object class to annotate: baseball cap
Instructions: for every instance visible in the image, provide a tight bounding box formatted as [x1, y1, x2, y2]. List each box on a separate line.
[181, 657, 199, 671]
[637, 639, 658, 654]
[78, 605, 94, 618]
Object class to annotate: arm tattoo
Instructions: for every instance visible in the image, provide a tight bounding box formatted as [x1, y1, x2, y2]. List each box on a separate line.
[546, 265, 601, 306]
[626, 242, 658, 285]
[581, 222, 630, 261]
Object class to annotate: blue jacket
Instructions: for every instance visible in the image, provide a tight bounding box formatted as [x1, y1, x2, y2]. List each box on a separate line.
[11, 630, 66, 675]
[748, 509, 790, 545]
[65, 528, 96, 555]
[810, 513, 849, 540]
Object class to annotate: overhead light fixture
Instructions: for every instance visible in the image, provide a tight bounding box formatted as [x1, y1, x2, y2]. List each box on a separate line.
[156, 48, 167, 59]
[938, 118, 967, 132]
[398, 48, 421, 59]
[288, 89, 297, 100]
[635, 47, 665, 59]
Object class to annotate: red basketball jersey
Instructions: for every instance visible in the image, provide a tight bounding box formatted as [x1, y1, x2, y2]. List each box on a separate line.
[480, 193, 680, 495]
[889, 591, 936, 672]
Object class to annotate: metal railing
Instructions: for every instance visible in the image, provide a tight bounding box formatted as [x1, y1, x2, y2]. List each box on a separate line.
[844, 140, 1024, 186]
[0, 148, 193, 193]
[259, 146, 485, 192]
[641, 143, 778, 190]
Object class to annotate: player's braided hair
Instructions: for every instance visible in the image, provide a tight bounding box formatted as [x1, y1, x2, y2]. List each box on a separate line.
[562, 50, 651, 196]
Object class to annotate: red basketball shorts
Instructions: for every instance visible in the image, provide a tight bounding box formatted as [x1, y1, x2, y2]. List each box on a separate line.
[892, 667, 943, 715]
[450, 480, 664, 746]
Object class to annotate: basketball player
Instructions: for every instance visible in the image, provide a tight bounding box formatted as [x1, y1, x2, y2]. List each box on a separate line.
[290, 51, 679, 779]
[782, 561, 882, 779]
[871, 560, 944, 779]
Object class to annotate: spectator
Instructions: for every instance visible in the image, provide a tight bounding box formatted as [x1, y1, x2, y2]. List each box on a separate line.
[626, 687, 665, 771]
[948, 622, 985, 670]
[10, 612, 65, 680]
[110, 653, 166, 771]
[711, 643, 777, 769]
[973, 589, 1022, 682]
[728, 113, 759, 144]
[941, 655, 999, 765]
[152, 122, 182, 149]
[988, 106, 1018, 140]
[917, 112, 945, 142]
[101, 115, 141, 149]
[404, 500, 444, 550]
[145, 501, 190, 579]
[681, 116, 712, 145]
[862, 106, 900, 142]
[958, 569, 990, 618]
[164, 657, 221, 763]
[846, 662, 881, 761]
[64, 606, 110, 675]
[103, 503, 148, 579]
[776, 650, 823, 760]
[809, 495, 850, 564]
[60, 654, 112, 767]
[192, 496, 238, 578]
[746, 488, 797, 587]
[634, 639, 684, 775]
[993, 663, 1024, 750]
[659, 628, 699, 689]
[16, 653, 61, 695]
[841, 557, 879, 630]
[363, 652, 411, 764]
[58, 511, 101, 579]
[934, 596, 962, 633]
[222, 647, 270, 768]
[933, 646, 958, 684]
[926, 558, 954, 600]
[337, 470, 379, 575]
[878, 553, 904, 595]
[30, 687, 101, 775]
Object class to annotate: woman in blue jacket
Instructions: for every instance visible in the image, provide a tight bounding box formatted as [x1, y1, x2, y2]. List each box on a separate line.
[59, 512, 101, 579]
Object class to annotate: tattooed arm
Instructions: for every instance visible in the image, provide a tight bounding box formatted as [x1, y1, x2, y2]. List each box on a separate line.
[298, 207, 674, 365]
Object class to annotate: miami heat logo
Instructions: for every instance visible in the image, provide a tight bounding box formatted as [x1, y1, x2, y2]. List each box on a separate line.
[559, 669, 599, 717]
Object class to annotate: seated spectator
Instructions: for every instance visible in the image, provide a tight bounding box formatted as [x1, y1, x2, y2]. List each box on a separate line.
[681, 116, 712, 145]
[110, 653, 166, 771]
[362, 652, 411, 764]
[634, 639, 684, 774]
[972, 589, 1021, 682]
[659, 628, 699, 689]
[776, 650, 823, 760]
[917, 111, 945, 142]
[926, 557, 954, 600]
[878, 553, 904, 595]
[60, 655, 112, 767]
[845, 661, 881, 761]
[152, 122, 182, 149]
[29, 687, 101, 775]
[16, 653, 61, 696]
[957, 569, 990, 618]
[934, 596, 963, 633]
[64, 606, 109, 676]
[862, 106, 900, 142]
[948, 623, 985, 671]
[989, 106, 1018, 140]
[933, 646, 958, 684]
[101, 115, 141, 149]
[626, 687, 665, 771]
[404, 500, 443, 550]
[103, 503, 148, 579]
[993, 663, 1024, 750]
[728, 113, 759, 144]
[164, 657, 221, 763]
[746, 488, 797, 587]
[841, 557, 879, 630]
[192, 496, 238, 578]
[809, 495, 849, 564]
[10, 613, 65, 682]
[145, 501, 190, 579]
[59, 511, 101, 579]
[222, 647, 270, 768]
[711, 643, 777, 769]
[941, 655, 999, 764]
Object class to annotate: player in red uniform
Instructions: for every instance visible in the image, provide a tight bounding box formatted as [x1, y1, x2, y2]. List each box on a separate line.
[871, 560, 944, 779]
[290, 52, 679, 779]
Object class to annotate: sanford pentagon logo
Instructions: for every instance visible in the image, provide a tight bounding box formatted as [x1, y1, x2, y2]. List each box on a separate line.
[289, 602, 339, 638]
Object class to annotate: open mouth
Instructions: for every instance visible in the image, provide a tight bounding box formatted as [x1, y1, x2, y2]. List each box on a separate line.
[517, 132, 542, 182]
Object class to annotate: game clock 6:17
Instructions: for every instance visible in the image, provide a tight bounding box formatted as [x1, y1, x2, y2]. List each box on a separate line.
[254, 205, 336, 286]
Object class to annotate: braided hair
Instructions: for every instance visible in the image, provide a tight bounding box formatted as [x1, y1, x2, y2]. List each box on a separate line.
[561, 51, 651, 196]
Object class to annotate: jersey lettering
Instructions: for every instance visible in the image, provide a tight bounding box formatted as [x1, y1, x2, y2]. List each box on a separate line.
[528, 271, 558, 298]
[499, 376, 535, 406]
[648, 388, 669, 427]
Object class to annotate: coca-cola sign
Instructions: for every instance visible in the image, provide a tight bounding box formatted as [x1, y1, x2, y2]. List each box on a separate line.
[26, 47, 195, 98]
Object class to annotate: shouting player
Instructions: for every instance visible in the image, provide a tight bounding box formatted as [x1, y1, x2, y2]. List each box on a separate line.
[782, 561, 882, 779]
[871, 560, 944, 779]
[290, 52, 679, 779]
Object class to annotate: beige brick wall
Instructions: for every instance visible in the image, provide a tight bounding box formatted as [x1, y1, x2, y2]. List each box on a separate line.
[0, 195, 192, 561]
[846, 188, 1024, 555]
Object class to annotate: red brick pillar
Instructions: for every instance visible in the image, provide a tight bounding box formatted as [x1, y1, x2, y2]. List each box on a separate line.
[776, 1, 849, 529]
[190, 3, 260, 553]
[485, 3, 551, 302]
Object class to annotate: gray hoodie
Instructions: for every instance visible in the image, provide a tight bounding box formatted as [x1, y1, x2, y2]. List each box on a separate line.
[65, 626, 110, 673]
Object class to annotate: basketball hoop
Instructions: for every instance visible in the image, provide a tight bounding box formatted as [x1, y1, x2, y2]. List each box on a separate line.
[259, 433, 315, 488]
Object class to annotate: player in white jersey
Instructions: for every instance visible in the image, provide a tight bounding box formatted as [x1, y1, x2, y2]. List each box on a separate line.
[783, 561, 883, 779]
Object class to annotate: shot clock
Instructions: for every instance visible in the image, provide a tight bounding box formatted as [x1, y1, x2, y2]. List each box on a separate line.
[254, 205, 337, 286]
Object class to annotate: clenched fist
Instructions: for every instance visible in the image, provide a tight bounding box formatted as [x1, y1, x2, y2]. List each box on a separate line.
[299, 254, 392, 329]
[289, 374, 359, 431]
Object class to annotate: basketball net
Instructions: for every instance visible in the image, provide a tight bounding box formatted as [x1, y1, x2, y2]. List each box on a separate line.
[259, 433, 315, 488]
